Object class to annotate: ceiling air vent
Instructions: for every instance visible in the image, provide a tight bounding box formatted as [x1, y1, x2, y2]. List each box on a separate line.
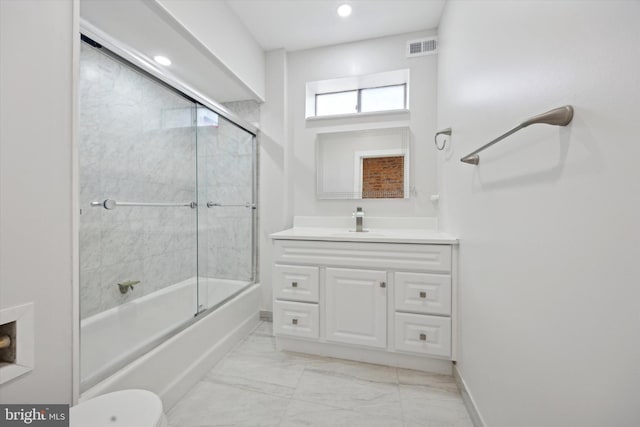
[406, 37, 438, 57]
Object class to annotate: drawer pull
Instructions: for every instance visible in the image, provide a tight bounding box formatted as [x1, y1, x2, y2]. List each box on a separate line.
[419, 333, 427, 341]
[380, 281, 386, 288]
[291, 281, 298, 288]
[419, 291, 427, 298]
[292, 318, 298, 325]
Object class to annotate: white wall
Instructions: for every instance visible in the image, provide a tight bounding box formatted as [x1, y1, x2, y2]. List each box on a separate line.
[258, 49, 288, 309]
[157, 0, 265, 101]
[437, 1, 640, 426]
[287, 30, 439, 217]
[0, 0, 77, 403]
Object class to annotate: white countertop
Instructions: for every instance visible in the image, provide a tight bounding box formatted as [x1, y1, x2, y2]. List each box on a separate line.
[270, 227, 458, 244]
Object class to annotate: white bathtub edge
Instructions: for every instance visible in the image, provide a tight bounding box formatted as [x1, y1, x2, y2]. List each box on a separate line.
[160, 307, 259, 409]
[80, 283, 261, 410]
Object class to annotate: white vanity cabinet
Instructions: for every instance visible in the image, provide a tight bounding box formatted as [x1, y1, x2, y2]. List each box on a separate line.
[270, 228, 458, 374]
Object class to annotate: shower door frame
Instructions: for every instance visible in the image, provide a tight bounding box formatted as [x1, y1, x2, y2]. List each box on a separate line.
[76, 20, 259, 395]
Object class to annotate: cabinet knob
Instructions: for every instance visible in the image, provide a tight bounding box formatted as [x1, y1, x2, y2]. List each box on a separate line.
[380, 281, 386, 288]
[419, 291, 426, 298]
[292, 318, 298, 325]
[419, 333, 427, 341]
[291, 281, 298, 288]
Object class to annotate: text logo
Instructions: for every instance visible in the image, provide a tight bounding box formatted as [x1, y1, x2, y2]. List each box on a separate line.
[0, 405, 68, 426]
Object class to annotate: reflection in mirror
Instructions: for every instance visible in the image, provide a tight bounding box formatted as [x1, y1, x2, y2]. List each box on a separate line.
[316, 127, 410, 199]
[362, 156, 404, 198]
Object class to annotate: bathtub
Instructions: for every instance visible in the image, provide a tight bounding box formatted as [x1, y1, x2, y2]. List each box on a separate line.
[80, 277, 258, 397]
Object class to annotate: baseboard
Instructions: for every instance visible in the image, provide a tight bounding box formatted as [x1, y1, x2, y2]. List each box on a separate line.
[453, 363, 486, 427]
[277, 336, 453, 375]
[259, 310, 272, 322]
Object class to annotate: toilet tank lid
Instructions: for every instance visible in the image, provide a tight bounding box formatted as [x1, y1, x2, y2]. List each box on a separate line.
[71, 389, 164, 427]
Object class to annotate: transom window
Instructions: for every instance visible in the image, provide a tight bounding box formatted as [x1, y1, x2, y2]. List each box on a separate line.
[306, 69, 410, 119]
[315, 84, 406, 117]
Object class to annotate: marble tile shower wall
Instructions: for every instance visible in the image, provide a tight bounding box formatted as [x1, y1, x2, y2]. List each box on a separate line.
[222, 100, 260, 126]
[198, 111, 255, 282]
[79, 45, 197, 319]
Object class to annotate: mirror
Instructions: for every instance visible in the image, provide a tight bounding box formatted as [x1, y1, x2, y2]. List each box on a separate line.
[316, 127, 410, 199]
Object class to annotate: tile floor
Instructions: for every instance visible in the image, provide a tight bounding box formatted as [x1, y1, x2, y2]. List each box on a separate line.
[168, 322, 473, 427]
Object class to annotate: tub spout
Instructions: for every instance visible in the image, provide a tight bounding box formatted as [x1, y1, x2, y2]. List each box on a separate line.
[118, 280, 140, 294]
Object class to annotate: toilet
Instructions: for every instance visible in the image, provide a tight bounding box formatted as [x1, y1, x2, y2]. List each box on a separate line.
[70, 389, 168, 427]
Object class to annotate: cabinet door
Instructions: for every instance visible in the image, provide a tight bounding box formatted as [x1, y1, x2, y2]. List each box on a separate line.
[325, 268, 387, 348]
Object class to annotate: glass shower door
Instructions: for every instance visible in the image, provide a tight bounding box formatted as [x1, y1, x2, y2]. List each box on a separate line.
[78, 42, 199, 389]
[197, 109, 256, 312]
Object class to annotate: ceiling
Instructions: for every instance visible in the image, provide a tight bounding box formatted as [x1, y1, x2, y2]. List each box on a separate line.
[81, 0, 259, 102]
[225, 0, 446, 51]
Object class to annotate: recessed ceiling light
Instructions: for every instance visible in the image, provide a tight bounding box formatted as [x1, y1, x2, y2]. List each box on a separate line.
[153, 55, 171, 66]
[337, 4, 352, 17]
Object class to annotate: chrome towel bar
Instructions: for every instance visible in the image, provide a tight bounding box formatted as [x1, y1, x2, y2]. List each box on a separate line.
[460, 105, 574, 165]
[91, 199, 196, 210]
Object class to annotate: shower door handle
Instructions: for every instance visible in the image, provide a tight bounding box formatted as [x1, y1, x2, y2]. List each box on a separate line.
[206, 202, 256, 209]
[91, 199, 196, 209]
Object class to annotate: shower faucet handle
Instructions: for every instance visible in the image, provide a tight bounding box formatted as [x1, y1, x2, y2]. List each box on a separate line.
[118, 280, 140, 294]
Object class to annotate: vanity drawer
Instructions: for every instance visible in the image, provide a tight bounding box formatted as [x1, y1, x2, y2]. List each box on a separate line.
[274, 300, 319, 339]
[395, 272, 451, 316]
[394, 312, 451, 357]
[273, 264, 319, 303]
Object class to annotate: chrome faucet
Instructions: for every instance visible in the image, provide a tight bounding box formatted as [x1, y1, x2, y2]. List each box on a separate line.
[353, 207, 365, 232]
[118, 280, 140, 294]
